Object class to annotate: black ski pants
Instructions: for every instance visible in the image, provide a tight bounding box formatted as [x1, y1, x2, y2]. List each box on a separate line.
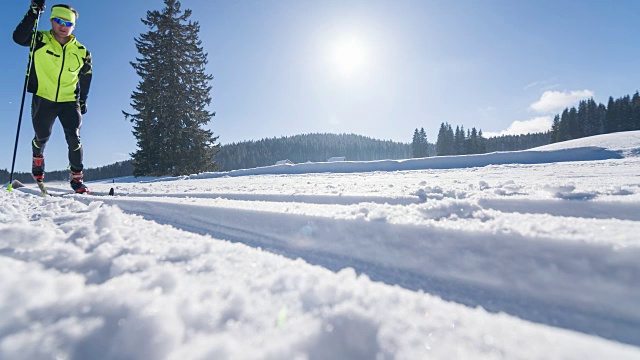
[31, 95, 84, 172]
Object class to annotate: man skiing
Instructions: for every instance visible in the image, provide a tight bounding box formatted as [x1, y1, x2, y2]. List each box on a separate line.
[13, 1, 92, 193]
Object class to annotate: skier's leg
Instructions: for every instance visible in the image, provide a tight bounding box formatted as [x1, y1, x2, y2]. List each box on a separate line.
[31, 95, 57, 179]
[58, 100, 84, 172]
[31, 95, 57, 157]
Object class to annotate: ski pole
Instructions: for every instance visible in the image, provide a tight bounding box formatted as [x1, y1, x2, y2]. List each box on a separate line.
[7, 9, 42, 192]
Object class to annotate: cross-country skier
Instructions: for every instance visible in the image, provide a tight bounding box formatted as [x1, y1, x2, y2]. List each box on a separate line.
[13, 1, 92, 193]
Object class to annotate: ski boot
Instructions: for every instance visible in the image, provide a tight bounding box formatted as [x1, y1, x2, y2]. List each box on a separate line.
[32, 154, 44, 181]
[32, 155, 48, 196]
[70, 171, 90, 194]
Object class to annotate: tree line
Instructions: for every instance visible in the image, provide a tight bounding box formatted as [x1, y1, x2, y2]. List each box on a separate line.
[411, 90, 640, 157]
[412, 122, 546, 158]
[434, 123, 487, 156]
[550, 92, 640, 143]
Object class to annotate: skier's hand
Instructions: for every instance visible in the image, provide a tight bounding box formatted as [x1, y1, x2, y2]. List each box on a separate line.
[79, 100, 87, 115]
[30, 0, 46, 14]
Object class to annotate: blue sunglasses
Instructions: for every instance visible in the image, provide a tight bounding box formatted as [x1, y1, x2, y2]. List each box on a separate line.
[52, 17, 74, 27]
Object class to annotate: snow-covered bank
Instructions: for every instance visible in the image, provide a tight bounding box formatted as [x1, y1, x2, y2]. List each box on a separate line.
[176, 146, 623, 181]
[2, 131, 640, 359]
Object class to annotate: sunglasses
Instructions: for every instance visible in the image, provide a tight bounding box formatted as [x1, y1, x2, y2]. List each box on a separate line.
[52, 17, 74, 27]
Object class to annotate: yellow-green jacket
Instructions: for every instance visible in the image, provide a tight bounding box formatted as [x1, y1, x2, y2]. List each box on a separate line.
[13, 11, 92, 103]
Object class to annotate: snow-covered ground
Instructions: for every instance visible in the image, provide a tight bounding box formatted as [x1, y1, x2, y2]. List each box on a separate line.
[2, 131, 640, 359]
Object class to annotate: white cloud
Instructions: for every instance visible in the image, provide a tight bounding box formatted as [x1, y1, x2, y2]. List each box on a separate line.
[530, 90, 594, 113]
[484, 116, 553, 138]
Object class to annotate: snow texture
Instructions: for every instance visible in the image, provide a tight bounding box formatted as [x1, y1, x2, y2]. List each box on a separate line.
[2, 131, 640, 359]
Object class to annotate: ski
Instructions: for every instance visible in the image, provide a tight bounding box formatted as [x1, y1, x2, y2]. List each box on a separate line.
[60, 187, 115, 197]
[35, 180, 48, 197]
[28, 184, 114, 197]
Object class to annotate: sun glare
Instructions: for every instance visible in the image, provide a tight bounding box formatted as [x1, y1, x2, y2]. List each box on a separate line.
[331, 36, 367, 76]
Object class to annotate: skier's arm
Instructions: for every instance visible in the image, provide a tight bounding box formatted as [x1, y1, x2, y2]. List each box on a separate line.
[13, 9, 40, 47]
[78, 51, 92, 102]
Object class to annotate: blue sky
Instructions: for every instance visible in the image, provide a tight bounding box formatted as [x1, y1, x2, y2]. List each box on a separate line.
[2, 0, 639, 172]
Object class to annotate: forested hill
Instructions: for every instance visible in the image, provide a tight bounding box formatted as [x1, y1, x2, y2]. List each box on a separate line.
[215, 133, 412, 171]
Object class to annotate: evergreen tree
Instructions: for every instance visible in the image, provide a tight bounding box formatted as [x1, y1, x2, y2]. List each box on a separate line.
[436, 123, 455, 156]
[477, 130, 487, 153]
[557, 108, 570, 141]
[577, 100, 589, 137]
[436, 123, 447, 156]
[619, 95, 634, 131]
[633, 92, 640, 129]
[584, 98, 605, 136]
[550, 114, 561, 143]
[411, 128, 421, 158]
[124, 0, 219, 176]
[468, 127, 480, 154]
[567, 107, 580, 139]
[604, 96, 617, 133]
[446, 124, 455, 154]
[417, 127, 429, 157]
[454, 126, 465, 155]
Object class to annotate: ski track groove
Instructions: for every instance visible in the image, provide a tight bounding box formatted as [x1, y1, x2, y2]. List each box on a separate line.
[56, 190, 640, 347]
[53, 186, 640, 222]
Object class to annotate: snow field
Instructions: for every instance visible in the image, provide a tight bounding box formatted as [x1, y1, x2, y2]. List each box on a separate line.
[2, 131, 640, 359]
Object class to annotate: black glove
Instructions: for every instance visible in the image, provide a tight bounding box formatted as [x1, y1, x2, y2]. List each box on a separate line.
[30, 0, 46, 14]
[79, 100, 87, 115]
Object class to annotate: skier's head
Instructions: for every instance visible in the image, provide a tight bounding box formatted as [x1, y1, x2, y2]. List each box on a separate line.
[50, 4, 78, 39]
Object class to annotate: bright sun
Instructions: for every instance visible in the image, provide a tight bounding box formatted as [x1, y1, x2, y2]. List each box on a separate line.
[331, 36, 367, 76]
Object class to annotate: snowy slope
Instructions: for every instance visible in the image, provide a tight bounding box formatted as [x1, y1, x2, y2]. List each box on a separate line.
[2, 131, 640, 359]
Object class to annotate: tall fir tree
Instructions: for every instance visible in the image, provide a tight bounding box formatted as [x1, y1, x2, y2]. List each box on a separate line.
[411, 128, 420, 158]
[477, 129, 487, 153]
[436, 123, 455, 156]
[124, 0, 219, 176]
[435, 123, 447, 156]
[604, 96, 618, 133]
[411, 128, 429, 158]
[454, 126, 465, 155]
[557, 108, 570, 141]
[467, 127, 481, 154]
[620, 95, 634, 131]
[567, 107, 580, 139]
[583, 98, 605, 136]
[633, 91, 640, 129]
[419, 127, 429, 157]
[550, 114, 561, 143]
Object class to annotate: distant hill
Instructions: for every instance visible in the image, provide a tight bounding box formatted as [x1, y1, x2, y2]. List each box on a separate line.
[216, 133, 414, 171]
